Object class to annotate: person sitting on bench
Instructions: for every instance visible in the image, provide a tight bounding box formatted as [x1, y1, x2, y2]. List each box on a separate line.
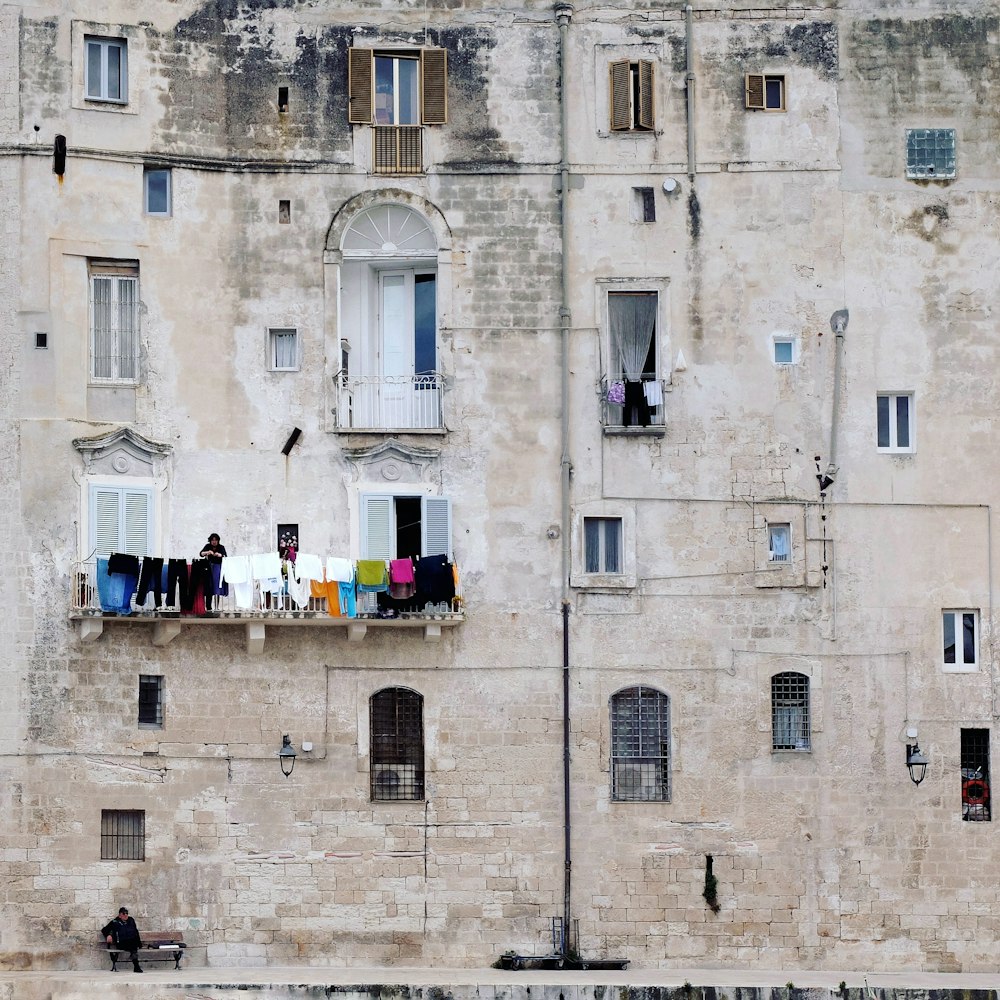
[102, 907, 143, 973]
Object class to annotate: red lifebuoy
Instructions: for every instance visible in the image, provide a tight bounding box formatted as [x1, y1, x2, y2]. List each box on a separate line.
[963, 779, 989, 806]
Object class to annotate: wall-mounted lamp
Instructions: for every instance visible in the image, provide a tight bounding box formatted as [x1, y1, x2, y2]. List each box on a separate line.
[281, 427, 302, 456]
[277, 734, 297, 777]
[906, 743, 928, 786]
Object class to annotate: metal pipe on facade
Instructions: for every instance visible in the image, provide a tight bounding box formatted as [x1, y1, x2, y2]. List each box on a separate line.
[827, 310, 848, 481]
[685, 4, 696, 179]
[554, 0, 574, 956]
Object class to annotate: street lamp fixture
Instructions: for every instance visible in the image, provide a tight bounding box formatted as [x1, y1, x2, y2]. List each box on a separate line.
[278, 734, 297, 777]
[906, 743, 928, 786]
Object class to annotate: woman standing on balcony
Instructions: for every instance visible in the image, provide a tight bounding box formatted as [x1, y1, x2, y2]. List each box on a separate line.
[199, 533, 228, 610]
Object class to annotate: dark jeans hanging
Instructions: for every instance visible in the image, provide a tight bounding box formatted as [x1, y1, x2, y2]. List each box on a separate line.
[166, 559, 190, 610]
[135, 557, 164, 607]
[623, 380, 651, 428]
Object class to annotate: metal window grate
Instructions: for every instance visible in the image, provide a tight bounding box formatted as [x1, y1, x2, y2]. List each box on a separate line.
[371, 688, 424, 800]
[771, 672, 810, 750]
[905, 128, 956, 179]
[610, 687, 670, 801]
[961, 728, 991, 822]
[138, 675, 163, 727]
[101, 809, 145, 860]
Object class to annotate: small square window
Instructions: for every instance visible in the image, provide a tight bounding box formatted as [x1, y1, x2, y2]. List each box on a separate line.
[144, 169, 171, 216]
[278, 200, 291, 224]
[100, 809, 145, 860]
[943, 610, 978, 671]
[906, 128, 956, 180]
[268, 328, 299, 371]
[877, 393, 913, 452]
[584, 517, 622, 574]
[138, 675, 163, 728]
[85, 37, 128, 103]
[773, 340, 794, 364]
[768, 523, 791, 563]
[745, 73, 785, 111]
[35, 332, 48, 350]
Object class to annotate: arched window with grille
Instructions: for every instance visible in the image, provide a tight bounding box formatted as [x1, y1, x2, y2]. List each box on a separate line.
[370, 687, 424, 800]
[771, 672, 810, 751]
[610, 686, 670, 801]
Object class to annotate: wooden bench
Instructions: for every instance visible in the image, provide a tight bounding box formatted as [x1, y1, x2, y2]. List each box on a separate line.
[103, 931, 186, 971]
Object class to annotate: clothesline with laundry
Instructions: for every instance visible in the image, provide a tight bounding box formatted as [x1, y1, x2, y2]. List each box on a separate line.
[90, 552, 460, 619]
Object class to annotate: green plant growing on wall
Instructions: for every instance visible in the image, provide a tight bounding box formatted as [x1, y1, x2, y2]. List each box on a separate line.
[702, 855, 721, 913]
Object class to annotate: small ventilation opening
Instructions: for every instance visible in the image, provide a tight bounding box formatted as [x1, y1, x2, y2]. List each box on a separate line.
[278, 86, 289, 112]
[278, 200, 291, 224]
[35, 332, 48, 349]
[631, 186, 655, 223]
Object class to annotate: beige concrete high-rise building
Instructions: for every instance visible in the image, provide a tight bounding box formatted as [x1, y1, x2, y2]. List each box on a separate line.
[1, 0, 999, 974]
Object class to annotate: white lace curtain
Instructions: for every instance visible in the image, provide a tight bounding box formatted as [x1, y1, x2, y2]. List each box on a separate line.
[609, 293, 656, 382]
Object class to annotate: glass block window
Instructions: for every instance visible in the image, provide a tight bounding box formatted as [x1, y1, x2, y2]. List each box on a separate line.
[610, 686, 670, 801]
[905, 128, 956, 179]
[771, 672, 810, 750]
[370, 687, 424, 801]
[961, 728, 991, 822]
[101, 809, 145, 860]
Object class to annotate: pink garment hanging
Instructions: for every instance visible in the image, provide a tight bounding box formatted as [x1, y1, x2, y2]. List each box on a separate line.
[389, 558, 416, 600]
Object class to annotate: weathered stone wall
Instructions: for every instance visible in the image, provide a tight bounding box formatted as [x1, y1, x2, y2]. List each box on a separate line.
[2, 0, 1000, 976]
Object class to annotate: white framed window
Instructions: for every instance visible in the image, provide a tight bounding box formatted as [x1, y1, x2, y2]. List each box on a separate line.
[906, 128, 956, 180]
[89, 261, 139, 384]
[877, 393, 913, 452]
[746, 73, 785, 111]
[361, 493, 451, 561]
[609, 60, 654, 132]
[773, 338, 795, 365]
[268, 328, 299, 371]
[943, 610, 979, 672]
[771, 672, 810, 751]
[85, 36, 128, 103]
[604, 290, 663, 428]
[768, 523, 791, 563]
[585, 517, 622, 574]
[144, 168, 171, 216]
[89, 483, 153, 557]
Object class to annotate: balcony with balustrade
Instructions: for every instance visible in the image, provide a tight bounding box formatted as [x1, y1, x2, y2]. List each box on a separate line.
[334, 372, 444, 432]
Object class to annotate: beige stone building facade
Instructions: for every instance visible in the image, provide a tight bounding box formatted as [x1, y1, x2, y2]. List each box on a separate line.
[1, 0, 999, 974]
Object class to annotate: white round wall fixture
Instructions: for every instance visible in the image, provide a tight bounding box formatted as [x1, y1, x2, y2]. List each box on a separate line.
[662, 177, 679, 194]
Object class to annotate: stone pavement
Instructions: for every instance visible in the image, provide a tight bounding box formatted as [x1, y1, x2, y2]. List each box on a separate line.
[1, 966, 999, 999]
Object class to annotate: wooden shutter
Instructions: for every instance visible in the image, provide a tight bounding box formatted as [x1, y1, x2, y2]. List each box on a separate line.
[637, 60, 654, 130]
[745, 73, 765, 110]
[420, 48, 447, 125]
[421, 496, 451, 559]
[348, 47, 374, 124]
[609, 60, 631, 131]
[362, 493, 394, 560]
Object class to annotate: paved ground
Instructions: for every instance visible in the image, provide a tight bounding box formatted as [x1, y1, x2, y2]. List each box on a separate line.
[0, 966, 999, 990]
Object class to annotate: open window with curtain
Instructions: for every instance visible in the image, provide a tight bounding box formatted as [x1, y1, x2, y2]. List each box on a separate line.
[605, 291, 661, 428]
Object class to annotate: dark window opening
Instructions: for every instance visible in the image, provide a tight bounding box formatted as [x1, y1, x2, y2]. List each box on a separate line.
[138, 675, 163, 728]
[394, 496, 422, 561]
[278, 200, 291, 224]
[35, 333, 48, 349]
[278, 86, 289, 112]
[101, 809, 145, 860]
[370, 687, 424, 801]
[633, 187, 655, 223]
[277, 522, 298, 559]
[961, 728, 991, 822]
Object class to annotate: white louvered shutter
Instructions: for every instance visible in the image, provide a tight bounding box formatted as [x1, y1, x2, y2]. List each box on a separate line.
[91, 487, 122, 556]
[362, 494, 394, 560]
[421, 496, 451, 559]
[122, 489, 152, 556]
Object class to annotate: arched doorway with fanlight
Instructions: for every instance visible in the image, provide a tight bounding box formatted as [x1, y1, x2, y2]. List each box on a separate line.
[325, 195, 452, 432]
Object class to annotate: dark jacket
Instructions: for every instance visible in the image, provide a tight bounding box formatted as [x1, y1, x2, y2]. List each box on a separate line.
[102, 915, 142, 950]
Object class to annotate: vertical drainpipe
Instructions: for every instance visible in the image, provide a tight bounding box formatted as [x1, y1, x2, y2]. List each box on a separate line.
[554, 0, 574, 957]
[685, 5, 696, 179]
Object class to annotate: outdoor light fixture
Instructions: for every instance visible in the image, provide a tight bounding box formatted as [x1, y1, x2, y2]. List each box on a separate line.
[906, 743, 928, 786]
[278, 734, 297, 777]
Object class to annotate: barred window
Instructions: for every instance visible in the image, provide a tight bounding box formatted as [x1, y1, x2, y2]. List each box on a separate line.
[905, 128, 956, 180]
[138, 675, 163, 728]
[610, 686, 670, 801]
[961, 728, 991, 822]
[101, 809, 145, 860]
[89, 261, 139, 383]
[771, 672, 810, 750]
[370, 687, 424, 801]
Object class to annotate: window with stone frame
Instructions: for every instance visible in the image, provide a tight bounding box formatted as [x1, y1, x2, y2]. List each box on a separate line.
[961, 728, 991, 822]
[85, 36, 128, 103]
[89, 260, 139, 383]
[370, 687, 425, 801]
[771, 672, 810, 750]
[609, 60, 654, 132]
[610, 686, 670, 801]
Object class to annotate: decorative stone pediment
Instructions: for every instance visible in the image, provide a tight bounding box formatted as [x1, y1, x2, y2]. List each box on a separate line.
[73, 427, 172, 478]
[343, 439, 439, 485]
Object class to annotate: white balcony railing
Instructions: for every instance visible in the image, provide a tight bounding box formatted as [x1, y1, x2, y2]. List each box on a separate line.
[335, 372, 443, 430]
[600, 375, 666, 429]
